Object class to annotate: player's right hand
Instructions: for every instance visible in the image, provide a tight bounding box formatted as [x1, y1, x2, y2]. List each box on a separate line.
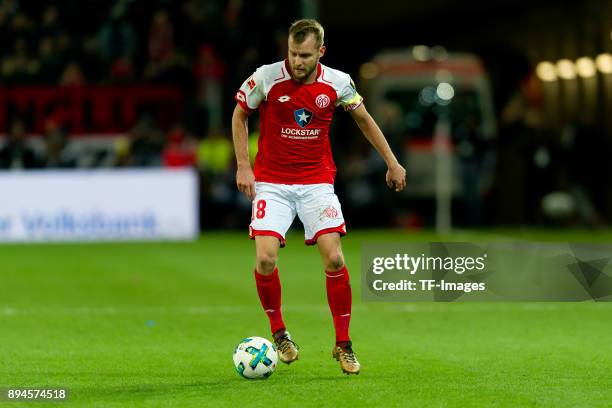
[236, 166, 256, 201]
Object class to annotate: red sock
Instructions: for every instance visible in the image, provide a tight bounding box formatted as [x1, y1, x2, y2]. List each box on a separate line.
[325, 266, 352, 343]
[254, 268, 285, 335]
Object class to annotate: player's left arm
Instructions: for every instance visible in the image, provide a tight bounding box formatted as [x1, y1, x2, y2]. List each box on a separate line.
[349, 104, 406, 192]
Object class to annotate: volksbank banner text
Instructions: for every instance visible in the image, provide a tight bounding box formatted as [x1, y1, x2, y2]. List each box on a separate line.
[0, 169, 198, 242]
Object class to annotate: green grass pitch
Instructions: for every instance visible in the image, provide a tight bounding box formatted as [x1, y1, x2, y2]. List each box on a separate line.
[1, 229, 612, 407]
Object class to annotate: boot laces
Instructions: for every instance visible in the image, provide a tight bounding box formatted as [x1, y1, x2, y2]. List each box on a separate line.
[277, 336, 299, 353]
[340, 347, 356, 363]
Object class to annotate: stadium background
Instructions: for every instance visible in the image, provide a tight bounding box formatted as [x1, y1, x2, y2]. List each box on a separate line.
[1, 0, 610, 228]
[1, 0, 612, 406]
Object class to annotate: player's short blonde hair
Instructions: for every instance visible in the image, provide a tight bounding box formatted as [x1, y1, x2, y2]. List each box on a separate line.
[289, 19, 324, 48]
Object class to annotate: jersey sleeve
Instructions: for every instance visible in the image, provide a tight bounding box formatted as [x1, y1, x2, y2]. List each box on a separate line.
[336, 77, 364, 112]
[235, 67, 266, 112]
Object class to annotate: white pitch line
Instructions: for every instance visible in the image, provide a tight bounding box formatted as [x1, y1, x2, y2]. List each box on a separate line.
[1, 302, 610, 317]
[0, 304, 331, 316]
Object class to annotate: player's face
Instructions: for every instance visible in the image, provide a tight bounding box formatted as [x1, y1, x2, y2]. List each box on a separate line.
[288, 34, 325, 82]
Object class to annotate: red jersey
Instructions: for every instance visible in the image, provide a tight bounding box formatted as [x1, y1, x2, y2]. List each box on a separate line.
[235, 60, 363, 184]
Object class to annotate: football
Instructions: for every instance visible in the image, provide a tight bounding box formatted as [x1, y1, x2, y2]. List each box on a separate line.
[233, 336, 278, 379]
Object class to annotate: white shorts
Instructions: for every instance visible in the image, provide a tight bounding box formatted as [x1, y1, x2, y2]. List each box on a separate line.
[248, 182, 346, 247]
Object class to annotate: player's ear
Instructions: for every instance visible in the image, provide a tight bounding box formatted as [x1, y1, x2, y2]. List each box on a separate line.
[319, 45, 326, 59]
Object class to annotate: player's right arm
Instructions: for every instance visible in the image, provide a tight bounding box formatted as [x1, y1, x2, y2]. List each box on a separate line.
[232, 104, 256, 201]
[232, 67, 267, 201]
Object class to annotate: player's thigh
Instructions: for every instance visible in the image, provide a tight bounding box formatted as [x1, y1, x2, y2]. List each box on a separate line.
[296, 184, 346, 245]
[249, 183, 296, 247]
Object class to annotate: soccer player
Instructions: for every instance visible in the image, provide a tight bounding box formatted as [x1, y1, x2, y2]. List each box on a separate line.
[232, 19, 406, 375]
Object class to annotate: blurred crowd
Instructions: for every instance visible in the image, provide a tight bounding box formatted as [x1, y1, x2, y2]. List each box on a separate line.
[492, 80, 612, 228]
[0, 0, 295, 128]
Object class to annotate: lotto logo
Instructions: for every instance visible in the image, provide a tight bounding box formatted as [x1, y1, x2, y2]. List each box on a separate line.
[247, 78, 256, 90]
[236, 92, 246, 102]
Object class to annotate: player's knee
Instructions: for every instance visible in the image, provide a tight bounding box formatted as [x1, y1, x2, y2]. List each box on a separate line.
[256, 251, 277, 274]
[323, 250, 345, 271]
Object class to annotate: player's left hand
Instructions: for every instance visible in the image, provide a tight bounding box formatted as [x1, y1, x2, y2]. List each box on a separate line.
[386, 162, 406, 192]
